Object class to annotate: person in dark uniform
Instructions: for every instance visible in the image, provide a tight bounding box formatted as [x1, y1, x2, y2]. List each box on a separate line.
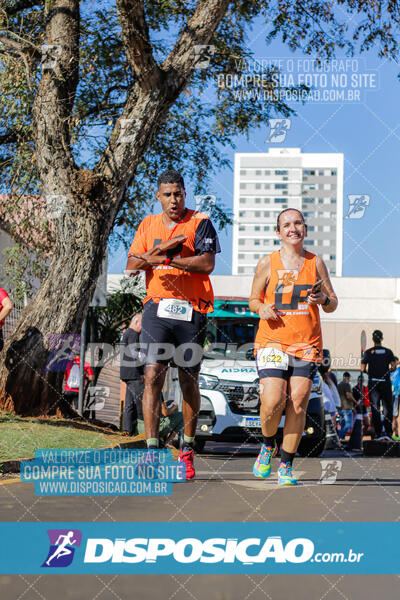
[361, 330, 396, 440]
[120, 313, 144, 436]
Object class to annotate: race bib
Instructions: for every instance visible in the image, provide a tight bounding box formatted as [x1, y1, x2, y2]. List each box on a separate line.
[157, 299, 193, 322]
[256, 347, 289, 370]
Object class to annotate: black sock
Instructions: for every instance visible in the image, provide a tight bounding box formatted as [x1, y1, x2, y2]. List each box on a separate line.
[180, 433, 194, 452]
[280, 449, 295, 465]
[262, 435, 276, 448]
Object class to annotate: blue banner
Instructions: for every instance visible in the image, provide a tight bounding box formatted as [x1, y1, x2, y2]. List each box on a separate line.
[0, 522, 398, 574]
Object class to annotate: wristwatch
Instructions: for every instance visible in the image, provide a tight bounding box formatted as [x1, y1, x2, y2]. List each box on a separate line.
[323, 295, 331, 307]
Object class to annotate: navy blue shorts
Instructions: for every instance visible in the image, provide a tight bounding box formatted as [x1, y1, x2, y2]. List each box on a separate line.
[141, 299, 207, 373]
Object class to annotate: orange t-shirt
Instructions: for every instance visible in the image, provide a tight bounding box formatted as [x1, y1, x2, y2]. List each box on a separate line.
[254, 250, 323, 363]
[128, 209, 220, 313]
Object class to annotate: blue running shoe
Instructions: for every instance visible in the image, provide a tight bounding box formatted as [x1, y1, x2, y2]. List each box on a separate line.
[277, 462, 298, 486]
[253, 443, 277, 479]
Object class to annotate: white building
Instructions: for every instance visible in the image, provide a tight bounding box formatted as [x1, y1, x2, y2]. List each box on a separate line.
[232, 148, 344, 277]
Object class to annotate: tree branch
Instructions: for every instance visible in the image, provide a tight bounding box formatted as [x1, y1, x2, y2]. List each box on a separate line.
[0, 33, 40, 58]
[162, 0, 231, 92]
[95, 0, 232, 193]
[0, 129, 20, 144]
[32, 0, 80, 195]
[2, 0, 41, 16]
[115, 0, 161, 90]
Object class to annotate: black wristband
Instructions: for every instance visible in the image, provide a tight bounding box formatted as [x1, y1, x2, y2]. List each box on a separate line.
[323, 295, 331, 307]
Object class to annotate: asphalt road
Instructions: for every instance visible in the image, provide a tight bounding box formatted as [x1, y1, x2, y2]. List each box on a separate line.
[1, 442, 399, 599]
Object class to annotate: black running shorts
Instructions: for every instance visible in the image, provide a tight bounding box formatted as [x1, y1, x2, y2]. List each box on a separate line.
[141, 299, 207, 373]
[256, 347, 318, 381]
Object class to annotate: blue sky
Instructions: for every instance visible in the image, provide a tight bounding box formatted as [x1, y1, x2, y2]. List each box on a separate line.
[108, 16, 400, 279]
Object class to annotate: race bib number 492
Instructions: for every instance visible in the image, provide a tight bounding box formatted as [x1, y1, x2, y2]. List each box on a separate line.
[256, 347, 289, 370]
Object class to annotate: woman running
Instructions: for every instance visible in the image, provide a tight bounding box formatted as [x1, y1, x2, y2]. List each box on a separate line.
[249, 208, 338, 485]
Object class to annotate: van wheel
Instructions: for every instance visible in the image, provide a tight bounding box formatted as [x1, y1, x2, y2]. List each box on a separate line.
[298, 437, 325, 458]
[194, 439, 206, 453]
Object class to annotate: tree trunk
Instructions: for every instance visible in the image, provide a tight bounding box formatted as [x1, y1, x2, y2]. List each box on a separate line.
[0, 0, 231, 416]
[0, 192, 113, 415]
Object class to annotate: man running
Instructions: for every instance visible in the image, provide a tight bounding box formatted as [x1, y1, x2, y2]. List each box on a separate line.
[126, 170, 220, 479]
[361, 330, 396, 440]
[249, 208, 338, 485]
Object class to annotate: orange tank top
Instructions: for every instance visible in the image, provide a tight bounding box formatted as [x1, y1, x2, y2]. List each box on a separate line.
[254, 250, 323, 362]
[128, 209, 215, 313]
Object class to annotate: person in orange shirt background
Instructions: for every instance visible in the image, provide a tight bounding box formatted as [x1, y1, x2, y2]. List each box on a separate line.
[249, 208, 338, 485]
[126, 170, 221, 479]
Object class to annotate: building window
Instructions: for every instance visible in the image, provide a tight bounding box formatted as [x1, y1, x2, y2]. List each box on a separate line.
[330, 255, 336, 260]
[304, 240, 313, 245]
[239, 211, 244, 217]
[304, 170, 315, 175]
[255, 198, 261, 204]
[240, 170, 246, 175]
[264, 183, 270, 189]
[264, 226, 270, 231]
[331, 170, 337, 176]
[318, 171, 324, 176]
[275, 183, 287, 189]
[240, 183, 247, 189]
[275, 170, 288, 175]
[264, 239, 269, 245]
[256, 170, 262, 175]
[275, 198, 287, 203]
[264, 169, 270, 175]
[239, 226, 245, 231]
[241, 198, 247, 204]
[254, 254, 260, 259]
[254, 240, 260, 246]
[255, 211, 261, 217]
[255, 226, 260, 231]
[273, 240, 280, 245]
[239, 240, 245, 245]
[239, 253, 245, 259]
[238, 267, 244, 273]
[264, 211, 270, 217]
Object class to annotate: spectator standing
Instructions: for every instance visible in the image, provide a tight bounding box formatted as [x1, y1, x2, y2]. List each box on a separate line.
[135, 393, 184, 448]
[390, 357, 400, 440]
[0, 288, 13, 351]
[352, 375, 370, 437]
[120, 313, 144, 436]
[337, 372, 359, 440]
[320, 369, 341, 446]
[361, 330, 396, 440]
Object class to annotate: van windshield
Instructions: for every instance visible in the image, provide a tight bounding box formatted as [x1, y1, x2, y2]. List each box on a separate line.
[204, 318, 258, 360]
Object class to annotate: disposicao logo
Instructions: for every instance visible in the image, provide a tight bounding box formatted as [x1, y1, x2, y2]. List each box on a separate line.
[42, 529, 82, 567]
[83, 536, 314, 564]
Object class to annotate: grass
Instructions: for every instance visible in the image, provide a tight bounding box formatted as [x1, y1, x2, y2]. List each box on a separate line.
[0, 411, 132, 462]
